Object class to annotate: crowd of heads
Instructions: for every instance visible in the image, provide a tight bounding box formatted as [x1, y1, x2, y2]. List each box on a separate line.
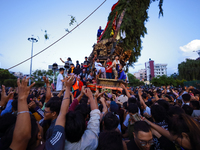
[58, 55, 127, 87]
[0, 72, 200, 150]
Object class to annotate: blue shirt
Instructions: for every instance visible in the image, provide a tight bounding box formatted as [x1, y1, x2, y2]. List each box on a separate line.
[118, 70, 126, 80]
[1, 99, 13, 116]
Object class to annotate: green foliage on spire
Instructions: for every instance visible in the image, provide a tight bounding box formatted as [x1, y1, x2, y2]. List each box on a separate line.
[102, 0, 163, 70]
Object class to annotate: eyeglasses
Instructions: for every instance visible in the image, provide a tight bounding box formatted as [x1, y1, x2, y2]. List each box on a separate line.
[135, 137, 154, 147]
[44, 110, 52, 114]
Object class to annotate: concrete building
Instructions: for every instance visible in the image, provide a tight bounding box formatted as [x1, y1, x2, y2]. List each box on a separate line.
[145, 58, 155, 81]
[134, 69, 147, 81]
[154, 64, 167, 77]
[145, 58, 167, 81]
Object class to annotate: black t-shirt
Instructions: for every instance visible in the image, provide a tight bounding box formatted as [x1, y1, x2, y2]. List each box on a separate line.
[83, 60, 90, 67]
[127, 138, 140, 150]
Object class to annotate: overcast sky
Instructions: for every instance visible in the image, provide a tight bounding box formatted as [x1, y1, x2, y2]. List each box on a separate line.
[0, 0, 200, 75]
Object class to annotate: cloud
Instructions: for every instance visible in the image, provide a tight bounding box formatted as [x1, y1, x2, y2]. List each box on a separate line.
[134, 63, 143, 66]
[180, 39, 200, 52]
[179, 39, 200, 59]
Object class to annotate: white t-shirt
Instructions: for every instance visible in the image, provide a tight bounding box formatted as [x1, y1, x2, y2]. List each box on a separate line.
[56, 73, 64, 91]
[123, 108, 141, 127]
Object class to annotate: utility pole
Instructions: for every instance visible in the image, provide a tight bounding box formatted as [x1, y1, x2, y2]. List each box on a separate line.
[28, 35, 38, 86]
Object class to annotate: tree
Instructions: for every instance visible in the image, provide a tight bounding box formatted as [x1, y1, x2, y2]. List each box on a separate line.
[0, 68, 17, 87]
[178, 59, 200, 81]
[102, 0, 163, 70]
[151, 75, 186, 87]
[127, 73, 145, 86]
[31, 69, 54, 87]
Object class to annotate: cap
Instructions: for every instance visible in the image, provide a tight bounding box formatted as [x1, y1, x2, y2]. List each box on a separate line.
[110, 101, 119, 113]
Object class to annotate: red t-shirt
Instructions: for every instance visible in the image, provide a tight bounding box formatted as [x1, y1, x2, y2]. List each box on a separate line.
[106, 61, 112, 73]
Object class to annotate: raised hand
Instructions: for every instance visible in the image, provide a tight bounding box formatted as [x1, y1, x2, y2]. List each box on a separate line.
[64, 75, 75, 88]
[28, 100, 37, 109]
[138, 88, 143, 96]
[43, 76, 50, 85]
[94, 89, 99, 98]
[120, 83, 125, 89]
[84, 88, 93, 99]
[81, 85, 86, 95]
[17, 77, 35, 101]
[0, 85, 13, 106]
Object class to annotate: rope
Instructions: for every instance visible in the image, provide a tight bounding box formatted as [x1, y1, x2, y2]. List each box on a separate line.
[3, 0, 107, 72]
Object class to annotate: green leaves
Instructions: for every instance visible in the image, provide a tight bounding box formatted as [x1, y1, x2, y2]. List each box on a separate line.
[69, 15, 77, 26]
[178, 59, 200, 81]
[102, 0, 163, 71]
[127, 73, 145, 86]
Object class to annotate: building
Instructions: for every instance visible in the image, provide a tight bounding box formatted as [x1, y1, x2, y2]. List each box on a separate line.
[145, 58, 167, 81]
[10, 72, 24, 79]
[145, 58, 155, 81]
[154, 64, 167, 77]
[134, 69, 147, 81]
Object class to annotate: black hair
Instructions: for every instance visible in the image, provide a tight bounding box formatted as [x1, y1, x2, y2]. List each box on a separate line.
[122, 89, 126, 96]
[142, 93, 148, 99]
[59, 68, 64, 72]
[45, 97, 61, 115]
[128, 103, 138, 114]
[128, 97, 136, 104]
[65, 111, 86, 143]
[182, 93, 191, 102]
[167, 106, 185, 117]
[190, 100, 200, 110]
[182, 104, 193, 116]
[123, 102, 128, 110]
[75, 103, 90, 119]
[99, 104, 103, 112]
[103, 112, 119, 131]
[79, 94, 88, 104]
[151, 104, 167, 123]
[157, 99, 170, 111]
[68, 57, 72, 61]
[134, 121, 151, 135]
[168, 114, 200, 150]
[11, 99, 18, 111]
[97, 130, 123, 150]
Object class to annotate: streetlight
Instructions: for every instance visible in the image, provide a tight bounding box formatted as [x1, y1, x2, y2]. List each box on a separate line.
[28, 35, 38, 86]
[52, 63, 58, 85]
[193, 50, 200, 57]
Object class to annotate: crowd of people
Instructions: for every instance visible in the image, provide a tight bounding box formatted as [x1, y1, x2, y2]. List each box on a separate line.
[58, 56, 128, 86]
[0, 72, 200, 150]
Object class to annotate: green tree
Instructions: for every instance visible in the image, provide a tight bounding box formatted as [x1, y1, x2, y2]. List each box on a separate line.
[0, 68, 17, 87]
[128, 73, 145, 86]
[31, 69, 54, 87]
[102, 0, 163, 70]
[178, 59, 200, 81]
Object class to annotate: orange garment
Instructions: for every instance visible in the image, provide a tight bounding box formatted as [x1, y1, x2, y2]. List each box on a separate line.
[79, 80, 84, 91]
[72, 80, 79, 91]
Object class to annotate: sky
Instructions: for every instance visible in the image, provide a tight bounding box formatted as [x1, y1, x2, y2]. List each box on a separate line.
[0, 0, 200, 76]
